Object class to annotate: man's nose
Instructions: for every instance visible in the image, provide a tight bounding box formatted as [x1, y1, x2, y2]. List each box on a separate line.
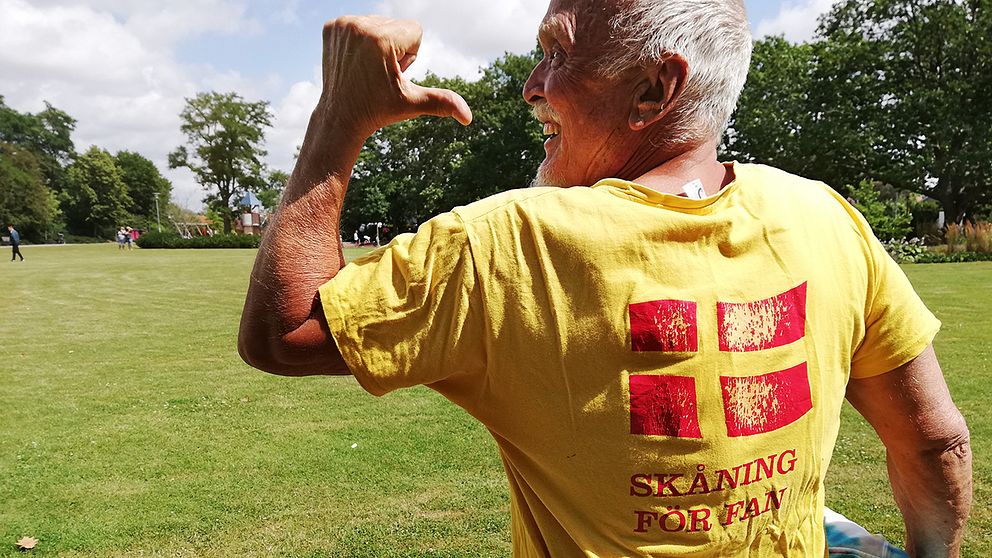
[522, 63, 545, 105]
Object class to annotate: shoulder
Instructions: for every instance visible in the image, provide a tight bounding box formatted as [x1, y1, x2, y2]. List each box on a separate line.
[452, 187, 571, 222]
[451, 186, 605, 225]
[737, 163, 841, 202]
[736, 163, 868, 230]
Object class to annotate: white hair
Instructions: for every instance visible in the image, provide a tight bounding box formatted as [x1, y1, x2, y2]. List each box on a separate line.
[602, 0, 753, 144]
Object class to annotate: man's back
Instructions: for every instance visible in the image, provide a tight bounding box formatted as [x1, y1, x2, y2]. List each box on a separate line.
[318, 163, 940, 556]
[239, 10, 971, 556]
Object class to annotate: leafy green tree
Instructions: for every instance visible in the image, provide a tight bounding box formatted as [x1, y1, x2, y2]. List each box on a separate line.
[0, 142, 60, 240]
[343, 50, 543, 234]
[115, 151, 172, 221]
[62, 146, 132, 238]
[452, 49, 545, 204]
[345, 74, 474, 234]
[257, 169, 290, 212]
[729, 0, 991, 220]
[168, 92, 273, 233]
[723, 38, 817, 177]
[848, 179, 913, 240]
[816, 0, 992, 221]
[725, 36, 888, 195]
[0, 96, 76, 193]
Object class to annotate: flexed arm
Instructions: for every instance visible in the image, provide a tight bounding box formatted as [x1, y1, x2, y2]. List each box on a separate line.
[238, 16, 472, 376]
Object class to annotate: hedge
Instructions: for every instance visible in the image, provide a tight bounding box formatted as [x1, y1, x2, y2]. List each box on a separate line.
[913, 251, 992, 264]
[136, 232, 261, 249]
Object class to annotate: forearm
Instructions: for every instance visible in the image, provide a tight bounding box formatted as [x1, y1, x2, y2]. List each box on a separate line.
[887, 417, 972, 557]
[240, 108, 365, 361]
[253, 109, 364, 326]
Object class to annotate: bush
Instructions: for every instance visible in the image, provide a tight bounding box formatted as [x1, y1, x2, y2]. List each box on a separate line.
[945, 223, 966, 253]
[848, 180, 913, 241]
[882, 238, 929, 263]
[943, 221, 992, 254]
[883, 236, 992, 264]
[964, 222, 992, 253]
[136, 232, 260, 249]
[913, 251, 992, 264]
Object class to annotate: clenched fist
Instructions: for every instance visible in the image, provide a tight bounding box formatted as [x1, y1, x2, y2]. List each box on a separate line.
[318, 16, 473, 137]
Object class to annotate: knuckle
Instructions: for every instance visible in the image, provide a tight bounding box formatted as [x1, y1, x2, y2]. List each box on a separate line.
[324, 16, 362, 37]
[322, 17, 344, 39]
[398, 18, 422, 34]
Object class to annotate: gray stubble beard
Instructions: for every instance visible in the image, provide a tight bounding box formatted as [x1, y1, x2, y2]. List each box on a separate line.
[530, 159, 566, 188]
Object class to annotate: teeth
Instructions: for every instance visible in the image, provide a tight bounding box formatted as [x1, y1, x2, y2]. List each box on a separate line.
[543, 122, 560, 136]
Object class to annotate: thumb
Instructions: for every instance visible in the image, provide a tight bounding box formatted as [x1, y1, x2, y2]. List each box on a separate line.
[405, 84, 473, 126]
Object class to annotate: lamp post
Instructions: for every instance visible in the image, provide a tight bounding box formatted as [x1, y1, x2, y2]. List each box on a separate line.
[155, 193, 162, 233]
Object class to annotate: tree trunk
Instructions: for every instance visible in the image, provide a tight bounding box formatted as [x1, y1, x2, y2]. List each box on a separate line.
[223, 213, 232, 235]
[934, 180, 964, 226]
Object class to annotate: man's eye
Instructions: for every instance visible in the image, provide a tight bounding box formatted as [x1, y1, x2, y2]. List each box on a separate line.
[549, 49, 563, 63]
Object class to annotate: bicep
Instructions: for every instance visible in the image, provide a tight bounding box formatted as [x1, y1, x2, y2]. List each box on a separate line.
[239, 290, 351, 377]
[277, 310, 352, 376]
[845, 345, 967, 454]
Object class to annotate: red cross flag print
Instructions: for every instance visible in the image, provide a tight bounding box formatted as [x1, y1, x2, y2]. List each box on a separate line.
[628, 282, 811, 438]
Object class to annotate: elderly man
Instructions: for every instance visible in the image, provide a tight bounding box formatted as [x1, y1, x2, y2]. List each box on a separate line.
[239, 0, 972, 556]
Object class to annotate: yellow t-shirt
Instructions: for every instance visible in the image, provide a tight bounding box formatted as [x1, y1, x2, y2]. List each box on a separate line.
[319, 162, 939, 557]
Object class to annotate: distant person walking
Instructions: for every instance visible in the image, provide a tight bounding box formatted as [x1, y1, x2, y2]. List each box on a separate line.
[7, 224, 24, 261]
[117, 227, 127, 250]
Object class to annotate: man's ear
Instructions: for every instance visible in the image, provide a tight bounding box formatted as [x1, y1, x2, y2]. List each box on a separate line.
[629, 55, 689, 131]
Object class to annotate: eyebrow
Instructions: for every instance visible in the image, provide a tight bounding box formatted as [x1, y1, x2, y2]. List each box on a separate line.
[538, 16, 575, 48]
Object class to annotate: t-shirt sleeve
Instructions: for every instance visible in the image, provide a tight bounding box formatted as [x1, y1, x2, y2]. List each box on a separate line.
[850, 217, 941, 379]
[318, 211, 487, 396]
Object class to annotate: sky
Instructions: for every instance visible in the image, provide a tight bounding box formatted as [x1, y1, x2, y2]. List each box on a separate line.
[0, 0, 836, 211]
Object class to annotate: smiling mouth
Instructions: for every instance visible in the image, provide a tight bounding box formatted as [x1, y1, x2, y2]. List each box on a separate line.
[542, 121, 561, 141]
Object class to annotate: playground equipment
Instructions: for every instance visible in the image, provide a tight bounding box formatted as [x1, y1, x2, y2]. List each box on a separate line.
[170, 216, 215, 239]
[237, 191, 264, 236]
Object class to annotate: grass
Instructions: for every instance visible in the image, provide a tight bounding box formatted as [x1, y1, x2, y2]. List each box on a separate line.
[0, 245, 987, 556]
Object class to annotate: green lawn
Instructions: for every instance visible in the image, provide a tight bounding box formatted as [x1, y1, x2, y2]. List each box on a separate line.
[0, 245, 987, 556]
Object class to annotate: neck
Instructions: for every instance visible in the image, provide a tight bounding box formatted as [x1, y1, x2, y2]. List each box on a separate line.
[620, 140, 731, 197]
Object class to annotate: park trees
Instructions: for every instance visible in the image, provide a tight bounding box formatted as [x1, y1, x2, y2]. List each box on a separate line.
[728, 0, 992, 223]
[724, 37, 884, 194]
[115, 151, 172, 225]
[257, 169, 290, 212]
[0, 143, 60, 239]
[343, 50, 543, 235]
[0, 96, 76, 193]
[452, 50, 546, 205]
[169, 92, 273, 233]
[818, 0, 992, 222]
[62, 147, 132, 238]
[0, 97, 75, 240]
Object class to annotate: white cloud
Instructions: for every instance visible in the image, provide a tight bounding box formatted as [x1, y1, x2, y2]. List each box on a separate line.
[404, 33, 488, 81]
[754, 0, 835, 42]
[0, 0, 264, 212]
[267, 74, 322, 174]
[0, 0, 551, 213]
[373, 0, 546, 79]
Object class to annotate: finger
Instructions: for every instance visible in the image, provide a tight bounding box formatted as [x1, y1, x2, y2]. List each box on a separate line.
[406, 84, 474, 126]
[384, 18, 424, 58]
[399, 53, 418, 73]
